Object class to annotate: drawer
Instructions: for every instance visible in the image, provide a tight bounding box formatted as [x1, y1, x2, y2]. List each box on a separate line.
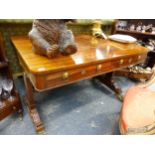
[46, 65, 98, 88]
[116, 54, 146, 68]
[44, 53, 147, 90]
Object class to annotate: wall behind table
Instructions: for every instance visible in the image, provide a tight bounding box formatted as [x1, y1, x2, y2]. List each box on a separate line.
[0, 19, 115, 77]
[0, 20, 33, 77]
[68, 19, 116, 35]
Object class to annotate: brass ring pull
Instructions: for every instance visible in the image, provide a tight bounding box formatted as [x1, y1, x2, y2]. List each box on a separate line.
[119, 59, 124, 65]
[62, 72, 69, 80]
[138, 55, 141, 60]
[129, 58, 132, 63]
[96, 64, 102, 71]
[81, 70, 86, 75]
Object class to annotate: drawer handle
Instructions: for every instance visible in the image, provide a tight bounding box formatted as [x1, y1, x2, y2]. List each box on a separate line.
[138, 55, 141, 60]
[81, 70, 86, 75]
[96, 64, 102, 71]
[119, 59, 124, 65]
[129, 58, 132, 63]
[62, 72, 69, 80]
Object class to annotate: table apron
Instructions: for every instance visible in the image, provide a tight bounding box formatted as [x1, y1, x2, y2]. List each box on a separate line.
[23, 53, 147, 92]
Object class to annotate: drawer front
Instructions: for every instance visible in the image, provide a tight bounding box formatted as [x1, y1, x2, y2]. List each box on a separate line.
[43, 53, 147, 90]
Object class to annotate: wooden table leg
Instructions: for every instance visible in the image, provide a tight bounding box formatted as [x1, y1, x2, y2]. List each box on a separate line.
[23, 73, 45, 134]
[16, 93, 24, 121]
[95, 72, 123, 101]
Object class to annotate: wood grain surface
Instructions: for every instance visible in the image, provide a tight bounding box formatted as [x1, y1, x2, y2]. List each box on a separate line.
[12, 35, 148, 75]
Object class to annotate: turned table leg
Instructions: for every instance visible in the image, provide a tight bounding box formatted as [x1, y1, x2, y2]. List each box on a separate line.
[96, 72, 123, 101]
[23, 73, 45, 134]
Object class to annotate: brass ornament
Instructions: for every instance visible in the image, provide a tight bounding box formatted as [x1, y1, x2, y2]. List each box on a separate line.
[81, 70, 86, 75]
[128, 58, 132, 63]
[62, 72, 69, 80]
[96, 64, 102, 71]
[119, 59, 124, 65]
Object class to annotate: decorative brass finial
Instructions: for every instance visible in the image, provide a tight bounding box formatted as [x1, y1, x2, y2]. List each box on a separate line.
[92, 20, 107, 39]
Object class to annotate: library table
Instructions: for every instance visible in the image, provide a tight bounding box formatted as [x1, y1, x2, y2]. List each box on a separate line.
[12, 35, 149, 133]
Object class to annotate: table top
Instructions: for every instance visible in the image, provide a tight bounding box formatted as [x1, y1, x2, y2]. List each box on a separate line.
[11, 34, 149, 75]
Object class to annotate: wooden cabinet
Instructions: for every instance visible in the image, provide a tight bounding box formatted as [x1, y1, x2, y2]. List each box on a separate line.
[0, 33, 23, 121]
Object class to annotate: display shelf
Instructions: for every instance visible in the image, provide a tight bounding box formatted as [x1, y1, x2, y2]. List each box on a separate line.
[115, 19, 155, 40]
[117, 29, 155, 36]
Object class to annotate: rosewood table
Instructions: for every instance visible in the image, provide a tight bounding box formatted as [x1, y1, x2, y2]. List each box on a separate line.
[11, 35, 149, 133]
